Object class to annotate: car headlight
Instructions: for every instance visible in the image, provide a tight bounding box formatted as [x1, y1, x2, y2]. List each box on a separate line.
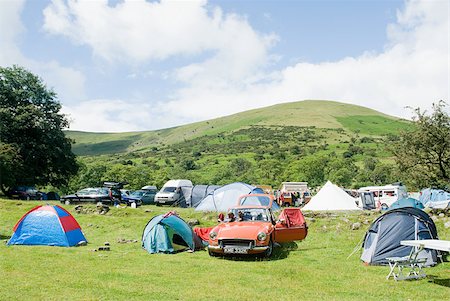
[257, 232, 267, 241]
[209, 231, 217, 240]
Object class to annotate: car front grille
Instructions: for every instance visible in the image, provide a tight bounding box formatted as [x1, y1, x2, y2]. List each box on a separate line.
[219, 239, 254, 248]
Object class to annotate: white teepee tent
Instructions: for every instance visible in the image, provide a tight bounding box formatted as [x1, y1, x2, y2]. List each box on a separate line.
[302, 181, 361, 211]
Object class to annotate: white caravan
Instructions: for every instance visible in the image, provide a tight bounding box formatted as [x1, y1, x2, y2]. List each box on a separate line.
[154, 179, 193, 206]
[357, 184, 408, 209]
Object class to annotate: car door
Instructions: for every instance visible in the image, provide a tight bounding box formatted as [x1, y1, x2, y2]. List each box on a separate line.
[274, 208, 307, 243]
[146, 190, 157, 204]
[141, 192, 151, 204]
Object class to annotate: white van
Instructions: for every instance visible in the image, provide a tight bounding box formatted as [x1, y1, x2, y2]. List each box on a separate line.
[154, 179, 193, 206]
[357, 184, 408, 209]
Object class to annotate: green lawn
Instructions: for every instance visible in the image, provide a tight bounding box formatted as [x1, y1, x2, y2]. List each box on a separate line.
[0, 200, 448, 300]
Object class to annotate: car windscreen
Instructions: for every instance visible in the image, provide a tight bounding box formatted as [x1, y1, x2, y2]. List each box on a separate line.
[130, 190, 145, 197]
[162, 187, 177, 193]
[231, 208, 270, 222]
[240, 195, 271, 206]
[239, 195, 280, 211]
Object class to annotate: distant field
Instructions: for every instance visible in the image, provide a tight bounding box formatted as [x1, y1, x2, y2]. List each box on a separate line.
[1, 200, 448, 300]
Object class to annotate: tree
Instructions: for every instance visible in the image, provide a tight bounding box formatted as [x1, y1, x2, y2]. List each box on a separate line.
[0, 143, 21, 189]
[325, 157, 357, 187]
[229, 158, 252, 176]
[289, 154, 329, 188]
[0, 65, 78, 192]
[391, 101, 449, 189]
[355, 157, 396, 188]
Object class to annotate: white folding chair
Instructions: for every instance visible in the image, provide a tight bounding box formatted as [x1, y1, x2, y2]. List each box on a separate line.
[386, 246, 427, 281]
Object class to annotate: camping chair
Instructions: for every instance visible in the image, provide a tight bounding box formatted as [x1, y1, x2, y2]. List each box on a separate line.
[386, 245, 427, 281]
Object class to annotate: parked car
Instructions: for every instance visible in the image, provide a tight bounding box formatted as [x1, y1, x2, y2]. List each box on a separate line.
[46, 191, 61, 201]
[7, 186, 42, 200]
[61, 187, 112, 205]
[123, 186, 158, 206]
[207, 194, 308, 257]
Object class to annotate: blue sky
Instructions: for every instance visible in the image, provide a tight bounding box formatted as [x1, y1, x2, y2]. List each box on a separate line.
[0, 0, 448, 132]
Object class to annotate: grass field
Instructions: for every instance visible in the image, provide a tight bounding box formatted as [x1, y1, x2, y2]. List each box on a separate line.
[1, 199, 448, 300]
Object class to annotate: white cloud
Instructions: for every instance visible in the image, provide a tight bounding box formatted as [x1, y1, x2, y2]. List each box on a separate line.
[0, 0, 26, 64]
[0, 0, 87, 108]
[43, 0, 276, 67]
[162, 0, 449, 122]
[62, 99, 148, 132]
[61, 98, 184, 132]
[38, 61, 86, 104]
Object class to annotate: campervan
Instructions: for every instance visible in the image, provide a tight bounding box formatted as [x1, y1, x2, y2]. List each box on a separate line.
[154, 179, 193, 206]
[357, 184, 408, 209]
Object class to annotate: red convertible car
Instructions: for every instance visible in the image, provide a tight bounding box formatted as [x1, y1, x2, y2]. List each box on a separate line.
[207, 194, 308, 257]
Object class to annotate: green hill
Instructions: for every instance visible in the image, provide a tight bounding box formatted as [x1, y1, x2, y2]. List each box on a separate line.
[66, 100, 410, 156]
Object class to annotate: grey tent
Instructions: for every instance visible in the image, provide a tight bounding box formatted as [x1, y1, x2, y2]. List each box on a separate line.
[195, 182, 257, 212]
[361, 207, 439, 266]
[188, 185, 221, 208]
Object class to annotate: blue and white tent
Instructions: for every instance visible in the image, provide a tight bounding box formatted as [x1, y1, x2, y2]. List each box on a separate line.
[7, 205, 87, 247]
[419, 188, 450, 209]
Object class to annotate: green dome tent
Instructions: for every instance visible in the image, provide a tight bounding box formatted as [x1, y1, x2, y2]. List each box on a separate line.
[142, 212, 202, 254]
[388, 197, 424, 210]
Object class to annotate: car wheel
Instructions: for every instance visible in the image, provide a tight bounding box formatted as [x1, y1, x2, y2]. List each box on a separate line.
[264, 239, 274, 258]
[381, 203, 389, 210]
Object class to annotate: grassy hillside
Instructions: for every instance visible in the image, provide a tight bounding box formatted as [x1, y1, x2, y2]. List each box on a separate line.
[61, 100, 414, 192]
[0, 200, 448, 300]
[66, 100, 410, 156]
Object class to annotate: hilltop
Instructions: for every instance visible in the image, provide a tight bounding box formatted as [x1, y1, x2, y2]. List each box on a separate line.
[66, 100, 410, 156]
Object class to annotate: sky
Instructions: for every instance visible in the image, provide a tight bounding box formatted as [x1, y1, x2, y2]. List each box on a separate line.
[0, 0, 448, 132]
